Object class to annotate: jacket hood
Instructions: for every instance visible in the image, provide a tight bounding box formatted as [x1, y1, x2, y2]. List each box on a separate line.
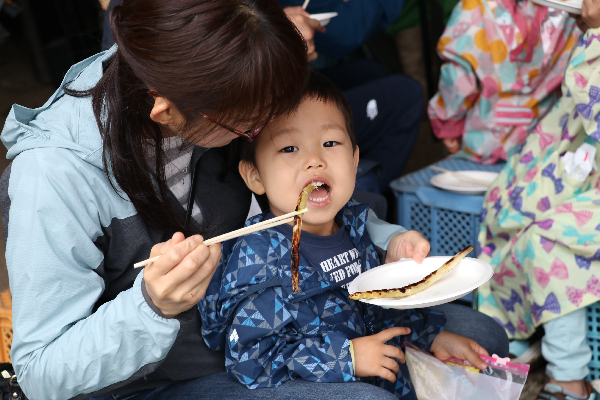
[1, 46, 117, 169]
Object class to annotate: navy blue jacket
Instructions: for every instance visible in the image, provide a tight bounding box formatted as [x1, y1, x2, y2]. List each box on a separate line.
[200, 203, 445, 398]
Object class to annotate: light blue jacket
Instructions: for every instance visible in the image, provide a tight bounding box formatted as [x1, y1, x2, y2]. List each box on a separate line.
[1, 47, 186, 399]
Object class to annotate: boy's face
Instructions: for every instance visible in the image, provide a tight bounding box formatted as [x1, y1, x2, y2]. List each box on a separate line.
[240, 97, 359, 236]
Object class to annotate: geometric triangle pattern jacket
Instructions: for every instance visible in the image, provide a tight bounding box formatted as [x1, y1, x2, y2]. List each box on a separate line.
[199, 202, 446, 398]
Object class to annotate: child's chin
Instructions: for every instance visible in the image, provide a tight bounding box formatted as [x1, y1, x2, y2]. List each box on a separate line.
[303, 209, 337, 224]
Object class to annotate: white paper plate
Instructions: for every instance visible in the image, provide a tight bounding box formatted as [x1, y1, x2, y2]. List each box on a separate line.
[309, 12, 338, 26]
[530, 0, 581, 14]
[347, 257, 493, 309]
[430, 170, 498, 194]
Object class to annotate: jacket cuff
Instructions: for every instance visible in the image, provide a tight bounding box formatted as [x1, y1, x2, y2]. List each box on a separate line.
[141, 277, 170, 319]
[430, 117, 465, 139]
[349, 340, 356, 375]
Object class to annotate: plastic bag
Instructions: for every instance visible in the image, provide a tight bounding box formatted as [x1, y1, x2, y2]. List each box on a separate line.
[404, 343, 529, 400]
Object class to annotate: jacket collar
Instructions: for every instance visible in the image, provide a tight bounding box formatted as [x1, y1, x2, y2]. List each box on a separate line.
[338, 201, 370, 249]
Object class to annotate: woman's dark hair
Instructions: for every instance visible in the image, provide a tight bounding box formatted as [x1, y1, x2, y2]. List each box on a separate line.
[240, 69, 355, 167]
[69, 0, 308, 234]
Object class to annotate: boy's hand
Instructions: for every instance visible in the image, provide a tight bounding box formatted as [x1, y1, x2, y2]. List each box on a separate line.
[386, 231, 430, 264]
[582, 0, 600, 30]
[352, 327, 410, 383]
[430, 331, 489, 370]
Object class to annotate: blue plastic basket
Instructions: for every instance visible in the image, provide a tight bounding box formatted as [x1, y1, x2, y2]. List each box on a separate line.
[390, 158, 505, 304]
[587, 304, 600, 379]
[390, 157, 505, 256]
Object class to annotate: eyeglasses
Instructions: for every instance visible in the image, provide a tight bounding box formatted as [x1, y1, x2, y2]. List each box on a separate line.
[196, 110, 264, 142]
[148, 90, 264, 142]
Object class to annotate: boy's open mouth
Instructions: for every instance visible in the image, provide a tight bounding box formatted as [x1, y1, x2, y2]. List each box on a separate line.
[308, 181, 331, 204]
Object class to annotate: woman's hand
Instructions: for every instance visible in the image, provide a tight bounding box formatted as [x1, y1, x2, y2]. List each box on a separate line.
[582, 0, 600, 30]
[143, 232, 222, 318]
[443, 137, 461, 154]
[385, 230, 430, 264]
[430, 330, 488, 370]
[352, 327, 411, 382]
[284, 6, 326, 62]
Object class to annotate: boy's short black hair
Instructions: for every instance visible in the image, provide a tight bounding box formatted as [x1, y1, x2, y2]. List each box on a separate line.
[240, 69, 355, 166]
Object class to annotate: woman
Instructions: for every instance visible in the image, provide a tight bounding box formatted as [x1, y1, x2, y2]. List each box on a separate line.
[1, 1, 508, 399]
[0, 1, 420, 399]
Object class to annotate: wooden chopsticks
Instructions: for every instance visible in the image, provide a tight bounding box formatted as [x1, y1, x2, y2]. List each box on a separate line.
[133, 208, 307, 268]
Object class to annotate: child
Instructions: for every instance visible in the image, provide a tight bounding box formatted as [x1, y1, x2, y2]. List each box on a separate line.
[200, 71, 490, 399]
[477, 3, 600, 398]
[428, 0, 579, 163]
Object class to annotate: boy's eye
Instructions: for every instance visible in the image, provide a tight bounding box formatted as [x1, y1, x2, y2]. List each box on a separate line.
[281, 146, 298, 153]
[323, 141, 339, 148]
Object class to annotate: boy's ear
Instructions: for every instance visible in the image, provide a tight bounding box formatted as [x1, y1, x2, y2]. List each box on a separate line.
[353, 145, 360, 174]
[239, 160, 266, 195]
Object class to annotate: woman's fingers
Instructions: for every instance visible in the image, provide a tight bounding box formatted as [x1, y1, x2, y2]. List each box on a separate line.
[177, 243, 222, 299]
[143, 238, 220, 317]
[147, 235, 205, 277]
[149, 232, 185, 258]
[157, 237, 213, 288]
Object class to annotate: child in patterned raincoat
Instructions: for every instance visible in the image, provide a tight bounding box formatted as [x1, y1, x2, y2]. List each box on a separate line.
[478, 4, 600, 398]
[428, 0, 579, 163]
[199, 71, 496, 399]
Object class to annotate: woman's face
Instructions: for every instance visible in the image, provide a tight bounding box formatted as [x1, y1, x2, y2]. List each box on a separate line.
[151, 96, 254, 148]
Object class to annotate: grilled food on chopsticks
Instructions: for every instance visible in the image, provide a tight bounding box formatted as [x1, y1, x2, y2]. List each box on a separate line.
[290, 181, 322, 293]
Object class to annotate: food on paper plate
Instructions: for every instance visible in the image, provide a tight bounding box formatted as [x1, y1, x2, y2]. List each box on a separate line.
[348, 245, 474, 300]
[291, 181, 322, 293]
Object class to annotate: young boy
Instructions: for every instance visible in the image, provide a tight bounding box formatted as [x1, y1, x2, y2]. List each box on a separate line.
[199, 71, 488, 399]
